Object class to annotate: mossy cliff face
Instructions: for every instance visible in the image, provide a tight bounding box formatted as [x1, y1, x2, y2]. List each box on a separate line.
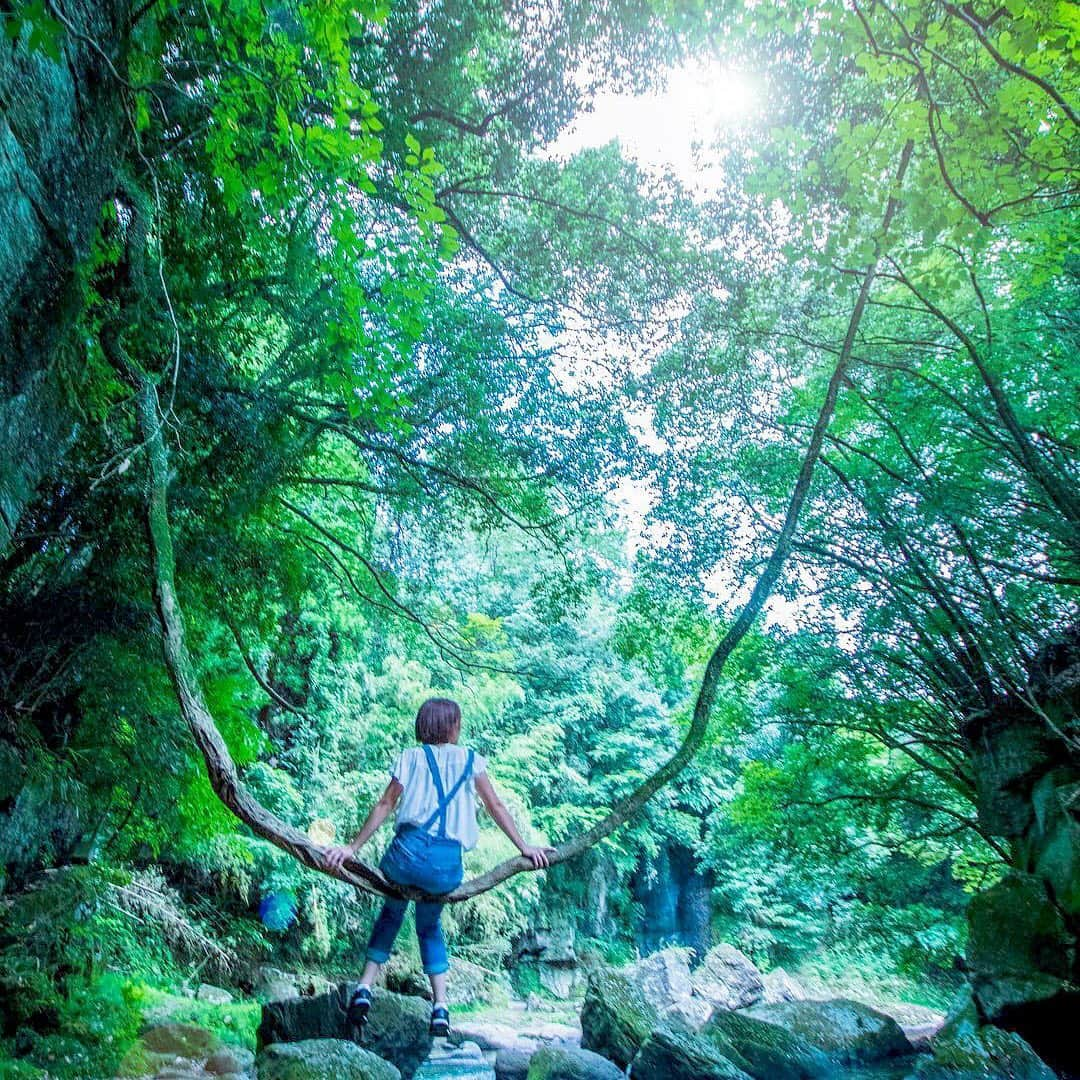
[0, 1, 130, 551]
[960, 627, 1080, 1076]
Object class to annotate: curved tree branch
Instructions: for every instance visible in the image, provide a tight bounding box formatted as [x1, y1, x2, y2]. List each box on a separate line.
[138, 141, 914, 903]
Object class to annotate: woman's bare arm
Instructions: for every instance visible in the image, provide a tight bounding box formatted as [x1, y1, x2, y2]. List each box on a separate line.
[324, 778, 403, 870]
[475, 773, 553, 869]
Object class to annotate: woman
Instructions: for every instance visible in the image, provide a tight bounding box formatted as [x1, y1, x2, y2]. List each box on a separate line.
[324, 696, 553, 1037]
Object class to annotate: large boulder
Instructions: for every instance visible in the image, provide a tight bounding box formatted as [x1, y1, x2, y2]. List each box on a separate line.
[525, 1047, 623, 1080]
[746, 998, 912, 1065]
[251, 967, 303, 1002]
[906, 995, 1055, 1080]
[702, 1010, 835, 1080]
[629, 1028, 753, 1080]
[966, 871, 1075, 1022]
[258, 985, 431, 1079]
[580, 969, 660, 1070]
[352, 987, 433, 1080]
[629, 948, 694, 1010]
[691, 945, 765, 1011]
[256, 1039, 400, 1080]
[197, 983, 236, 1004]
[957, 627, 1080, 1077]
[454, 1020, 535, 1053]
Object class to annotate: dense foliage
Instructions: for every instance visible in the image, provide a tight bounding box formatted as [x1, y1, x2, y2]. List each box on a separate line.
[0, 0, 1075, 1075]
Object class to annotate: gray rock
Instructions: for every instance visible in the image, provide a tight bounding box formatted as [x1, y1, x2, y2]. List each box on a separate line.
[580, 969, 660, 1070]
[142, 1022, 222, 1059]
[691, 945, 764, 1012]
[454, 1020, 536, 1053]
[253, 967, 302, 1002]
[198, 983, 236, 1005]
[702, 1009, 835, 1080]
[515, 925, 577, 967]
[207, 1046, 257, 1075]
[746, 998, 913, 1065]
[494, 1049, 532, 1080]
[256, 1039, 400, 1080]
[662, 995, 713, 1031]
[630, 1028, 753, 1080]
[525, 1046, 623, 1080]
[760, 968, 808, 1005]
[629, 948, 693, 1011]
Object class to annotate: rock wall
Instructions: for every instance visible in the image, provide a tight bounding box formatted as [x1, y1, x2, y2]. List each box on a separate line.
[633, 841, 712, 961]
[0, 2, 130, 550]
[960, 626, 1080, 1075]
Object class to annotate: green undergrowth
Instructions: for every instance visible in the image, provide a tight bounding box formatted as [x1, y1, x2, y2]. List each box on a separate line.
[0, 974, 259, 1080]
[791, 954, 960, 1015]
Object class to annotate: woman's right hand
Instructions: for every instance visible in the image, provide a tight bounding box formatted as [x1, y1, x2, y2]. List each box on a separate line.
[519, 845, 556, 869]
[324, 844, 357, 871]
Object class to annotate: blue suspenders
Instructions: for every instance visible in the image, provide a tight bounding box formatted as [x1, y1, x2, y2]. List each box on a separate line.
[420, 745, 475, 838]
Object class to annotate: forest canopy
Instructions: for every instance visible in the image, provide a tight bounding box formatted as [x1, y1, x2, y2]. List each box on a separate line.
[0, 0, 1076, 1077]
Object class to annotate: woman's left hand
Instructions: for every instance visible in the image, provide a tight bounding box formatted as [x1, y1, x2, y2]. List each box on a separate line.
[324, 844, 357, 871]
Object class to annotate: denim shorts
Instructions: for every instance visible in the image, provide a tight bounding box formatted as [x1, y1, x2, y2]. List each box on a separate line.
[380, 825, 464, 896]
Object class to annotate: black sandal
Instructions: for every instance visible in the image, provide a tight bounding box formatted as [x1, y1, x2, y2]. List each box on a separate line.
[346, 986, 372, 1040]
[429, 1004, 451, 1038]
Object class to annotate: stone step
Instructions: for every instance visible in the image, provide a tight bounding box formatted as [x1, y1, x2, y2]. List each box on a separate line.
[413, 1038, 496, 1080]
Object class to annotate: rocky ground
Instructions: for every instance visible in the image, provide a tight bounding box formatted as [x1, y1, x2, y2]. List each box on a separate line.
[103, 941, 1068, 1080]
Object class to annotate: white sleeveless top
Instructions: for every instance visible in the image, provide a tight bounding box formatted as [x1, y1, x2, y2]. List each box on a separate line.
[390, 744, 488, 850]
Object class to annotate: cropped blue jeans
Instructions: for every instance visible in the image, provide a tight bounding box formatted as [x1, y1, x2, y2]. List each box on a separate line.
[365, 825, 464, 975]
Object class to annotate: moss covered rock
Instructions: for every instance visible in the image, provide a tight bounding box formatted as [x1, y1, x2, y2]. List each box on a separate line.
[258, 985, 431, 1079]
[746, 999, 912, 1065]
[579, 969, 659, 1070]
[256, 1039, 400, 1080]
[494, 1048, 532, 1080]
[258, 988, 348, 1047]
[702, 1009, 835, 1080]
[906, 993, 1055, 1080]
[525, 1046, 624, 1080]
[350, 986, 433, 1080]
[629, 1028, 753, 1080]
[143, 1021, 223, 1058]
[966, 872, 1072, 1020]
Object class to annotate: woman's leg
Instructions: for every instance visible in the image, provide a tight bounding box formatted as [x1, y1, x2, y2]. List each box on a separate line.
[365, 897, 408, 966]
[428, 969, 447, 1003]
[414, 900, 449, 978]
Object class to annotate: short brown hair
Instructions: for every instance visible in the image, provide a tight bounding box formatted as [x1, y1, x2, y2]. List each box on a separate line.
[415, 697, 461, 744]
